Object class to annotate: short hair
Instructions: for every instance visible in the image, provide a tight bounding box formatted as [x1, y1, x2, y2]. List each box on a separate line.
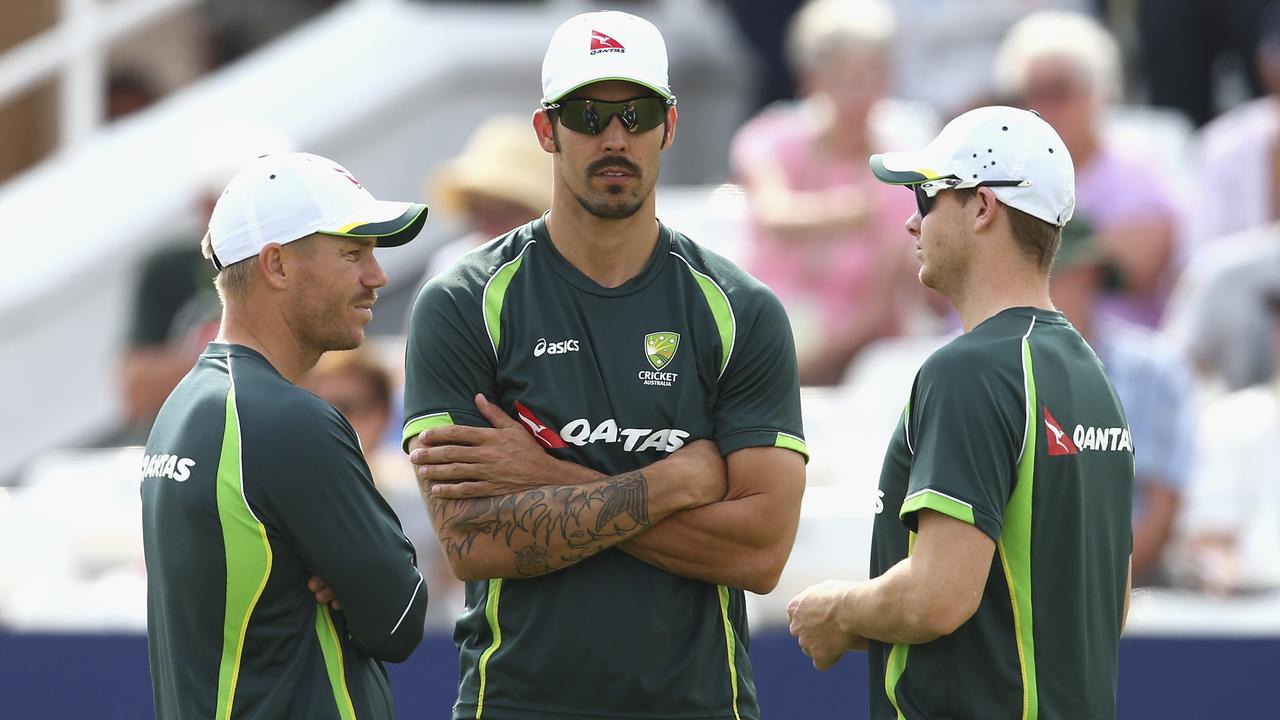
[954, 189, 1062, 273]
[993, 10, 1122, 103]
[785, 0, 896, 75]
[200, 231, 254, 303]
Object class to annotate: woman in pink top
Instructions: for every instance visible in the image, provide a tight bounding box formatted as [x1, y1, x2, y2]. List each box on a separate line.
[731, 0, 934, 385]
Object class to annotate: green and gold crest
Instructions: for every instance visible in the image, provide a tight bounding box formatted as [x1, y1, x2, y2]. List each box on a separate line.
[644, 331, 680, 371]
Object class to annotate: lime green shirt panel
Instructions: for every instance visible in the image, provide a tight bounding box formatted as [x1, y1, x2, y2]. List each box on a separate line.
[483, 243, 532, 358]
[213, 384, 274, 720]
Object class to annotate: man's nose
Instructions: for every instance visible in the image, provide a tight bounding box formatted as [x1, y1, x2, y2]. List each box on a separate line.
[599, 113, 630, 152]
[364, 254, 388, 289]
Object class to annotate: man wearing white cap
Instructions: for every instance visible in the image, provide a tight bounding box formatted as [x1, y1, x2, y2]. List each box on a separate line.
[787, 107, 1134, 719]
[142, 152, 430, 719]
[403, 10, 807, 720]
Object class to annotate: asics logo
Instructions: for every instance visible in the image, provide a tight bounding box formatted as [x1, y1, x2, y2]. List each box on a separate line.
[534, 337, 580, 357]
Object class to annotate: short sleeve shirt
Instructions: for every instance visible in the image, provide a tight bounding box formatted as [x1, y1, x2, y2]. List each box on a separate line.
[870, 308, 1134, 720]
[402, 218, 807, 720]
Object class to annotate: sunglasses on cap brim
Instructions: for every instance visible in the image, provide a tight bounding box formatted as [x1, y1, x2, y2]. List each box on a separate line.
[910, 177, 1031, 217]
[542, 96, 676, 135]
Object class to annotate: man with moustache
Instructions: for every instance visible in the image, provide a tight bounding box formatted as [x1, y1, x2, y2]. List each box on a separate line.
[401, 11, 808, 720]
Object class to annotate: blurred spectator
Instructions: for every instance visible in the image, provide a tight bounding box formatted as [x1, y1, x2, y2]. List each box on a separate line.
[119, 124, 291, 439]
[1137, 0, 1274, 128]
[1175, 287, 1280, 594]
[730, 0, 933, 386]
[888, 0, 1096, 117]
[299, 348, 463, 629]
[996, 10, 1182, 328]
[1187, 5, 1280, 254]
[106, 67, 160, 121]
[422, 116, 551, 281]
[1163, 224, 1280, 392]
[1051, 223, 1196, 585]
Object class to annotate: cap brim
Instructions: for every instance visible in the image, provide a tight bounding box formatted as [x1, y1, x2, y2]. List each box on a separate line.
[869, 152, 948, 185]
[544, 76, 673, 103]
[318, 201, 429, 248]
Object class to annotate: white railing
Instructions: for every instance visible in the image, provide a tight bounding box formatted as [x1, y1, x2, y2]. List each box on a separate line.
[0, 0, 201, 149]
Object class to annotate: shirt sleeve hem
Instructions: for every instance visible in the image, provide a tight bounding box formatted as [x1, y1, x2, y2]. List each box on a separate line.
[717, 428, 810, 462]
[899, 488, 1001, 540]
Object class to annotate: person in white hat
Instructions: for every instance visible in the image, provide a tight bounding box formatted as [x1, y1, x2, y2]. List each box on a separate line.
[402, 10, 807, 720]
[141, 151, 429, 719]
[788, 107, 1134, 720]
[119, 122, 293, 437]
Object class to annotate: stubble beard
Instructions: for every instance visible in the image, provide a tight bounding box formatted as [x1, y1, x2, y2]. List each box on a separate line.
[293, 287, 368, 357]
[573, 187, 645, 219]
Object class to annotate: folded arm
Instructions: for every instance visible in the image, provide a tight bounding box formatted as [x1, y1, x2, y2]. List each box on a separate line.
[619, 446, 805, 594]
[408, 403, 725, 582]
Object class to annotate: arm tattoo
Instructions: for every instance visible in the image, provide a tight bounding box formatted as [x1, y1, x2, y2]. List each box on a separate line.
[430, 471, 652, 577]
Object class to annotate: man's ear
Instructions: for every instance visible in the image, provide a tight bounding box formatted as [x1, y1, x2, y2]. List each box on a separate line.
[973, 186, 999, 233]
[661, 106, 678, 150]
[533, 108, 559, 153]
[258, 243, 289, 290]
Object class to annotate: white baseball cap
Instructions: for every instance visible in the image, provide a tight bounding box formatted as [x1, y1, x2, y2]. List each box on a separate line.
[541, 11, 673, 103]
[870, 106, 1075, 227]
[207, 152, 428, 269]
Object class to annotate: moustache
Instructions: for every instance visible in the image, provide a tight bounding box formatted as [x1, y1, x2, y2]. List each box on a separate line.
[586, 157, 642, 177]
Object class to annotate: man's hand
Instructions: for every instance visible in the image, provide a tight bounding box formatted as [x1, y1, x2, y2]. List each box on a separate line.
[787, 579, 867, 670]
[307, 576, 341, 611]
[411, 394, 595, 499]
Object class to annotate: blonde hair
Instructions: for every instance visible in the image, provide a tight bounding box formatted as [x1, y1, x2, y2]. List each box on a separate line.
[785, 0, 896, 75]
[200, 231, 254, 303]
[994, 11, 1122, 103]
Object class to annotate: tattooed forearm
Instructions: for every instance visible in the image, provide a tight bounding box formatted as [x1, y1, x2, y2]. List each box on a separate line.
[429, 471, 652, 577]
[514, 545, 550, 575]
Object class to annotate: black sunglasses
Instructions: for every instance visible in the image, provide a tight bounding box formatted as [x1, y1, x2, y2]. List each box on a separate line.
[543, 96, 675, 135]
[911, 178, 1031, 217]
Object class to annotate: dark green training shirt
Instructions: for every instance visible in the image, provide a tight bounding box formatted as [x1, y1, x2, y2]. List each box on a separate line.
[403, 218, 808, 720]
[870, 308, 1134, 720]
[142, 343, 428, 719]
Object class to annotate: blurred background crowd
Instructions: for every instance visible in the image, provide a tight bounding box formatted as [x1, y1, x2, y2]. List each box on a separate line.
[2, 0, 1280, 714]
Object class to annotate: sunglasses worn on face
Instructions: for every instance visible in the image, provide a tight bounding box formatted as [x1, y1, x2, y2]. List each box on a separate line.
[911, 177, 1031, 217]
[543, 96, 675, 135]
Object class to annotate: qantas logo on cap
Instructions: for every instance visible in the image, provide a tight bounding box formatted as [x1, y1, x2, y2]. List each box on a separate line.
[333, 167, 362, 188]
[590, 30, 625, 55]
[515, 401, 568, 449]
[1043, 405, 1078, 456]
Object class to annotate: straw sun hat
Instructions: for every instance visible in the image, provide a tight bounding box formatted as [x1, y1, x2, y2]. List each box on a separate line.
[431, 116, 553, 217]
